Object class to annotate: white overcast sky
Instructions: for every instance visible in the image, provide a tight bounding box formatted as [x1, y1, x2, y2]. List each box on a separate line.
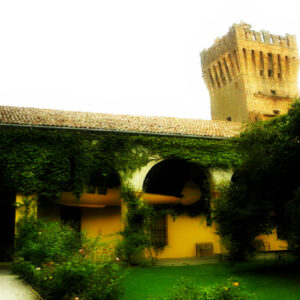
[1, 0, 300, 120]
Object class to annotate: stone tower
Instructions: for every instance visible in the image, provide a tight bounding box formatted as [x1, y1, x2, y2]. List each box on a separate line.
[201, 22, 299, 122]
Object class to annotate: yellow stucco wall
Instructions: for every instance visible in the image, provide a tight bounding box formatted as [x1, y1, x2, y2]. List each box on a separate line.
[256, 230, 288, 251]
[81, 206, 122, 238]
[157, 215, 221, 258]
[77, 204, 288, 258]
[59, 187, 121, 207]
[15, 194, 37, 227]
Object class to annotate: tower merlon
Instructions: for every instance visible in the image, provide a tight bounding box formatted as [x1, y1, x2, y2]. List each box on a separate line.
[201, 22, 298, 69]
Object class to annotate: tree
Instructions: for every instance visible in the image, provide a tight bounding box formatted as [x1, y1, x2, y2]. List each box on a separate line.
[213, 101, 300, 260]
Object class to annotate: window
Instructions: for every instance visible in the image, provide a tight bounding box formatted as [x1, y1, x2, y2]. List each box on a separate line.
[97, 186, 107, 195]
[277, 54, 282, 79]
[268, 53, 274, 77]
[151, 215, 168, 247]
[86, 185, 96, 194]
[243, 48, 247, 70]
[85, 185, 107, 194]
[259, 51, 264, 76]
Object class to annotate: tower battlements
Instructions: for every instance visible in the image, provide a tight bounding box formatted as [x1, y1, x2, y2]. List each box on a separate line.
[201, 23, 297, 67]
[201, 22, 299, 122]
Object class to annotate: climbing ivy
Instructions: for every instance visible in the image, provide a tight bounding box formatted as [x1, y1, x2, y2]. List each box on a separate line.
[132, 135, 241, 168]
[119, 185, 177, 264]
[0, 126, 240, 203]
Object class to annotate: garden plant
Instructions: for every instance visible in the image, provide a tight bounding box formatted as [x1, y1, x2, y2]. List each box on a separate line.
[13, 207, 124, 300]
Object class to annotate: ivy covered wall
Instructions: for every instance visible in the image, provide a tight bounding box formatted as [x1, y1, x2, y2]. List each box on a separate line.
[0, 126, 240, 204]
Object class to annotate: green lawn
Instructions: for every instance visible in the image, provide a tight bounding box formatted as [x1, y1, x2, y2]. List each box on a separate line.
[122, 260, 300, 299]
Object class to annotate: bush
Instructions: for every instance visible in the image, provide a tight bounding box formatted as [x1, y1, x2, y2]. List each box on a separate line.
[13, 216, 124, 300]
[160, 277, 254, 300]
[15, 216, 82, 266]
[11, 259, 36, 283]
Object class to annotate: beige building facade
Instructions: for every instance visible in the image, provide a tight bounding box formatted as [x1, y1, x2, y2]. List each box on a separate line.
[201, 22, 299, 122]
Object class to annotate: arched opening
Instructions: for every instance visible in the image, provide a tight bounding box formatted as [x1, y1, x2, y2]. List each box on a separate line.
[143, 159, 212, 255]
[143, 159, 210, 214]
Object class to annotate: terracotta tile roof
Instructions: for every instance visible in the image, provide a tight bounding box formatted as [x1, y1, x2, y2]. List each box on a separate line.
[0, 105, 243, 138]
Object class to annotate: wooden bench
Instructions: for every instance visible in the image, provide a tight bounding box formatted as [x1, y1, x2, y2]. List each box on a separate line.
[196, 243, 214, 257]
[254, 240, 295, 262]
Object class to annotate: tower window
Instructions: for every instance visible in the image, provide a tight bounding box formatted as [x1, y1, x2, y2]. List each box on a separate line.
[251, 50, 256, 72]
[208, 68, 215, 89]
[271, 90, 276, 95]
[268, 70, 273, 77]
[218, 61, 226, 85]
[243, 48, 247, 70]
[223, 58, 231, 82]
[259, 51, 264, 76]
[228, 54, 235, 76]
[285, 56, 290, 75]
[233, 50, 240, 73]
[268, 53, 274, 77]
[213, 65, 221, 88]
[277, 54, 282, 79]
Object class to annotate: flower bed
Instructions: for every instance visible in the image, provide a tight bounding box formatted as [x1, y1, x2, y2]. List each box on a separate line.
[13, 216, 124, 300]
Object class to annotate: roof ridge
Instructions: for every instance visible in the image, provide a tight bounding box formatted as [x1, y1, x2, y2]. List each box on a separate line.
[0, 105, 243, 138]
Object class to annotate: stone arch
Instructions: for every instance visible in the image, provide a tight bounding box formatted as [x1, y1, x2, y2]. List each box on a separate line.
[207, 168, 233, 199]
[140, 159, 225, 258]
[120, 158, 161, 191]
[142, 159, 211, 208]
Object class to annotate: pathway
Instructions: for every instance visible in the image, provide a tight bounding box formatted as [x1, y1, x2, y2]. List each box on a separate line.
[156, 256, 220, 266]
[0, 263, 41, 300]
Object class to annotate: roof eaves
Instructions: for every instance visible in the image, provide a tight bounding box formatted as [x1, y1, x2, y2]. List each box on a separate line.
[0, 122, 229, 140]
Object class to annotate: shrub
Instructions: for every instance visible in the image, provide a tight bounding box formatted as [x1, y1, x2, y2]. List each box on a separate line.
[15, 215, 82, 266]
[13, 216, 124, 300]
[11, 258, 36, 283]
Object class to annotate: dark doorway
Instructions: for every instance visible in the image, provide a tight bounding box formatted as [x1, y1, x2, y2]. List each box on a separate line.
[60, 205, 81, 231]
[0, 188, 15, 261]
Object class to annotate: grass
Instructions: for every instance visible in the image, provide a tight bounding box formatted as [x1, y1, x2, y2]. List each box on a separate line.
[122, 259, 300, 299]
